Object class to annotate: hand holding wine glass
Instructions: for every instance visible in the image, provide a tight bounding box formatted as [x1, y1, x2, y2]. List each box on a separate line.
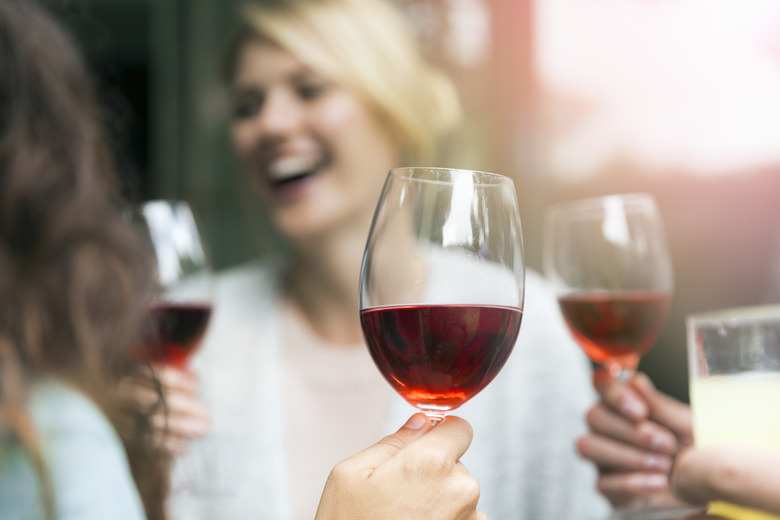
[137, 200, 214, 368]
[133, 200, 214, 453]
[543, 193, 673, 381]
[359, 167, 525, 423]
[545, 194, 686, 517]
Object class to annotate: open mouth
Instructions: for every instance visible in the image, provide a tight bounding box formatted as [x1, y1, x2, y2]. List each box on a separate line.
[267, 155, 322, 189]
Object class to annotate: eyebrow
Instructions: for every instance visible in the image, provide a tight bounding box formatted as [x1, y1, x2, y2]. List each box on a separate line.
[232, 66, 324, 88]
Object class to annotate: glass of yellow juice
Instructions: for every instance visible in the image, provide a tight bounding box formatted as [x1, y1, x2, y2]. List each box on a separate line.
[687, 305, 780, 520]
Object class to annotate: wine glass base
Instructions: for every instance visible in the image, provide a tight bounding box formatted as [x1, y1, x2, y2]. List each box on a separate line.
[424, 412, 446, 424]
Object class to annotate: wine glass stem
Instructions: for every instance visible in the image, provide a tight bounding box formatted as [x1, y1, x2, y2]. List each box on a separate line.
[424, 411, 446, 425]
[609, 365, 635, 383]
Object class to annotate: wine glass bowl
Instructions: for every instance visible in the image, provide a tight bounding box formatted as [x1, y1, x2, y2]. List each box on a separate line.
[359, 167, 525, 422]
[137, 200, 213, 367]
[543, 193, 673, 379]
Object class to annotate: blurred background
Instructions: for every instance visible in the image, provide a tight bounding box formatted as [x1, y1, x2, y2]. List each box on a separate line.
[49, 0, 780, 403]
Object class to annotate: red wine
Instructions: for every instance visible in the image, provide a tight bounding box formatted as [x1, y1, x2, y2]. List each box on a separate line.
[360, 304, 522, 413]
[141, 302, 212, 366]
[558, 291, 670, 370]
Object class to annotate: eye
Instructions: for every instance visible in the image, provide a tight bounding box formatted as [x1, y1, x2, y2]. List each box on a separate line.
[232, 92, 264, 120]
[296, 81, 328, 101]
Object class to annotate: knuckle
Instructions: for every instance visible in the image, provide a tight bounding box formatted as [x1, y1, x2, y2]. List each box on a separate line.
[378, 433, 409, 454]
[327, 460, 355, 487]
[637, 423, 658, 445]
[575, 436, 593, 457]
[596, 478, 610, 495]
[456, 476, 481, 507]
[596, 476, 625, 501]
[584, 406, 602, 427]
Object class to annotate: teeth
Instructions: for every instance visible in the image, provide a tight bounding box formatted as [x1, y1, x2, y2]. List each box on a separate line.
[268, 156, 318, 180]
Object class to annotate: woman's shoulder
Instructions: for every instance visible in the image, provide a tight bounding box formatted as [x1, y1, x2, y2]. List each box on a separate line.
[0, 379, 146, 520]
[28, 380, 114, 439]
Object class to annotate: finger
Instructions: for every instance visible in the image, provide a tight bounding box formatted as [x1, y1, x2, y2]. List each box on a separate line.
[164, 389, 211, 420]
[593, 368, 648, 422]
[597, 471, 670, 506]
[152, 411, 210, 439]
[671, 446, 780, 514]
[586, 405, 678, 454]
[154, 390, 210, 438]
[631, 373, 694, 445]
[577, 434, 672, 472]
[463, 510, 487, 520]
[343, 413, 435, 470]
[162, 436, 189, 455]
[125, 382, 160, 407]
[409, 415, 474, 462]
[155, 365, 199, 393]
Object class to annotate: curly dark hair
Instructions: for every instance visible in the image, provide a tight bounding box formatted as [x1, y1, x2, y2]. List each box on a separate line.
[0, 0, 168, 518]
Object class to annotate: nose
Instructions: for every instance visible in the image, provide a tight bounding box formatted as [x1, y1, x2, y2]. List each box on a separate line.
[254, 88, 301, 139]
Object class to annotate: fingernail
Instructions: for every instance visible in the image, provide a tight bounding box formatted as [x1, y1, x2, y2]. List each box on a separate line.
[635, 373, 656, 391]
[404, 413, 429, 430]
[650, 432, 675, 453]
[618, 397, 645, 420]
[632, 473, 667, 491]
[643, 454, 670, 471]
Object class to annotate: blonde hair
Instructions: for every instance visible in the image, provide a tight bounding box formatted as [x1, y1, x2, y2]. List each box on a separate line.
[227, 0, 461, 164]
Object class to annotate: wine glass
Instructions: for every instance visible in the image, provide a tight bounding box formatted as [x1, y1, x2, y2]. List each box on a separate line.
[136, 200, 214, 367]
[543, 193, 673, 381]
[359, 167, 525, 423]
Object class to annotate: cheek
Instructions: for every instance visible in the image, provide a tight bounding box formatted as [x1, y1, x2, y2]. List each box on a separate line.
[313, 94, 362, 138]
[231, 124, 256, 167]
[230, 124, 269, 198]
[314, 95, 399, 175]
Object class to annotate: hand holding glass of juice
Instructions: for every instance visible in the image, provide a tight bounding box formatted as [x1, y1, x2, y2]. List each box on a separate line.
[687, 305, 780, 520]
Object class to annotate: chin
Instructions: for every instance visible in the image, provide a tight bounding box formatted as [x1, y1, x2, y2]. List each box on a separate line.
[273, 212, 335, 242]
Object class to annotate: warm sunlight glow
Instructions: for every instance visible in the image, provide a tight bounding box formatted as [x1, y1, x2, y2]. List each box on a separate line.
[535, 0, 780, 181]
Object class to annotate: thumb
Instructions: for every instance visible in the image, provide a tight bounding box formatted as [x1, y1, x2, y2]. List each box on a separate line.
[346, 413, 435, 471]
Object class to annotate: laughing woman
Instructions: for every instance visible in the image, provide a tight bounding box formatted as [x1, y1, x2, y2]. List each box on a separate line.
[163, 0, 609, 519]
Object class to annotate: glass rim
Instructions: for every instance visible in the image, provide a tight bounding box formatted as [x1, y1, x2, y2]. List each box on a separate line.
[546, 192, 657, 215]
[687, 304, 780, 327]
[388, 166, 514, 187]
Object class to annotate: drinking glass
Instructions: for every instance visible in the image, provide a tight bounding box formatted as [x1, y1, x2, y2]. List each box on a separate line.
[543, 193, 673, 380]
[687, 305, 780, 520]
[136, 200, 213, 367]
[359, 167, 525, 423]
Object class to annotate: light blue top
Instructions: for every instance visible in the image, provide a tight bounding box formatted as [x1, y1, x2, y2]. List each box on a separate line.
[0, 379, 146, 520]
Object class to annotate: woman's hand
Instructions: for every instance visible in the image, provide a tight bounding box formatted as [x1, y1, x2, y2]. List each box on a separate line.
[315, 414, 485, 520]
[671, 445, 780, 516]
[126, 365, 211, 454]
[577, 369, 694, 507]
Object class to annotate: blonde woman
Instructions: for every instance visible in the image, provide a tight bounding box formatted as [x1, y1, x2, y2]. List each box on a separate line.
[163, 0, 609, 518]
